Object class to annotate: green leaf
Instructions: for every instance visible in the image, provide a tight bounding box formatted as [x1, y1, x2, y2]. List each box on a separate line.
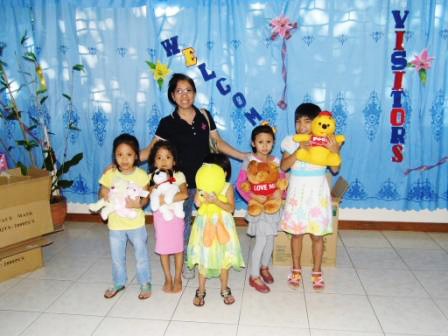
[68, 122, 81, 131]
[145, 61, 156, 69]
[40, 96, 48, 105]
[16, 139, 39, 151]
[419, 69, 427, 85]
[20, 32, 29, 45]
[57, 179, 74, 190]
[43, 151, 56, 171]
[17, 161, 27, 176]
[36, 88, 47, 95]
[23, 52, 37, 62]
[72, 64, 84, 71]
[157, 78, 163, 90]
[62, 93, 71, 101]
[57, 152, 83, 176]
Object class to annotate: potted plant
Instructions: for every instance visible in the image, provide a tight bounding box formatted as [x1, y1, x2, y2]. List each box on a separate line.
[0, 33, 83, 230]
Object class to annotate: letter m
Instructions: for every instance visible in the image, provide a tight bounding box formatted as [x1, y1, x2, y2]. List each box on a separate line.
[161, 36, 180, 57]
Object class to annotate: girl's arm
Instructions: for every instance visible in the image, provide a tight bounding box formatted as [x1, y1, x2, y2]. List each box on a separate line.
[326, 135, 341, 174]
[126, 184, 149, 209]
[280, 150, 297, 171]
[99, 185, 109, 200]
[205, 187, 235, 213]
[173, 182, 188, 202]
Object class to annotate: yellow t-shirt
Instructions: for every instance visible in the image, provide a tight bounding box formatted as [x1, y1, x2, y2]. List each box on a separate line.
[99, 167, 150, 231]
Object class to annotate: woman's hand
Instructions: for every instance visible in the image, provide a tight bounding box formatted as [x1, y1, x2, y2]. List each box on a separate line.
[204, 192, 218, 204]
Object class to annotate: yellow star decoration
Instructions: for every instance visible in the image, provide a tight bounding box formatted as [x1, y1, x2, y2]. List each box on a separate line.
[146, 60, 170, 90]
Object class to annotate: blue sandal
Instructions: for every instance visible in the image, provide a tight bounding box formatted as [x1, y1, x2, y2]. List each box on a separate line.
[104, 285, 125, 299]
[138, 283, 152, 300]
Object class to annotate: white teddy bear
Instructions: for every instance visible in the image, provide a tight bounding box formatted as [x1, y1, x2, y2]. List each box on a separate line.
[89, 177, 149, 221]
[150, 169, 184, 221]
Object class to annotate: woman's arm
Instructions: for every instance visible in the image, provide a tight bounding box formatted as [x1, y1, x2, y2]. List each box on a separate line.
[210, 130, 248, 161]
[140, 136, 161, 162]
[280, 151, 297, 172]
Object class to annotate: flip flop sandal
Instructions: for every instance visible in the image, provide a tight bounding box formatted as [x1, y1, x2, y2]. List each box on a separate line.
[138, 283, 152, 300]
[287, 268, 302, 289]
[311, 272, 325, 289]
[220, 287, 235, 305]
[193, 289, 206, 307]
[104, 285, 125, 299]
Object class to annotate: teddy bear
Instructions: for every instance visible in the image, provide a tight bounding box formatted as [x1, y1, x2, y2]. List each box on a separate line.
[195, 163, 230, 247]
[238, 160, 288, 217]
[89, 177, 149, 221]
[150, 168, 184, 221]
[293, 110, 345, 167]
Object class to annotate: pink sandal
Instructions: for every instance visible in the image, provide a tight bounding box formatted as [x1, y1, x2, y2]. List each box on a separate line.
[311, 271, 325, 289]
[287, 268, 302, 289]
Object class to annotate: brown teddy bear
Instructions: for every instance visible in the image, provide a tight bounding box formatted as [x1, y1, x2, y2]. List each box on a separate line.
[238, 160, 288, 216]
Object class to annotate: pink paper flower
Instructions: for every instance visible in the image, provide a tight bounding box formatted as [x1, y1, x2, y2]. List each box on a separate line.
[270, 15, 298, 40]
[409, 48, 434, 72]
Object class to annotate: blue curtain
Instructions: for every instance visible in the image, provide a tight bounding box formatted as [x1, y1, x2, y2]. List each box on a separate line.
[1, 0, 447, 211]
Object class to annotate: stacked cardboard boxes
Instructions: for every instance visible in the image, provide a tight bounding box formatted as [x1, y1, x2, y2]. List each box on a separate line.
[0, 168, 54, 282]
[273, 176, 348, 267]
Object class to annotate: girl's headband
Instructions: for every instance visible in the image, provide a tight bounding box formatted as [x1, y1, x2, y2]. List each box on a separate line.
[260, 120, 276, 134]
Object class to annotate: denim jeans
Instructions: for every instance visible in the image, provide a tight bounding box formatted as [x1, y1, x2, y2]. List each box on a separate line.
[183, 188, 196, 259]
[109, 226, 151, 286]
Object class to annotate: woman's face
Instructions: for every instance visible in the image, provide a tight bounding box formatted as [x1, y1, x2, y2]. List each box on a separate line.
[172, 80, 195, 109]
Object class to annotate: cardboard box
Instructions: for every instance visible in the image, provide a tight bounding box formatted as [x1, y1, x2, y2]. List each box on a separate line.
[0, 168, 54, 248]
[0, 236, 51, 282]
[273, 176, 348, 267]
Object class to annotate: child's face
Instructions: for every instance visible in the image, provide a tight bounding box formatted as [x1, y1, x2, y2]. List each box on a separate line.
[252, 132, 274, 156]
[115, 143, 137, 173]
[154, 148, 175, 170]
[295, 116, 313, 134]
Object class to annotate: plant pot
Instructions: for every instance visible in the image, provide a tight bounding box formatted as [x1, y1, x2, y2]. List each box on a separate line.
[50, 196, 67, 232]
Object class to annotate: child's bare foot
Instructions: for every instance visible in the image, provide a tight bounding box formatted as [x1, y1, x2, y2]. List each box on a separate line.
[162, 280, 173, 293]
[173, 278, 182, 293]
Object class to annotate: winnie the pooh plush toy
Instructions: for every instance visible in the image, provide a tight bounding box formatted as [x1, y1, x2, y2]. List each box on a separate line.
[293, 110, 345, 167]
[195, 163, 230, 247]
[238, 160, 288, 217]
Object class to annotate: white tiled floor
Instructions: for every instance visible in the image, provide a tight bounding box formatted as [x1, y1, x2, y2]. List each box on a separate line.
[1, 223, 448, 336]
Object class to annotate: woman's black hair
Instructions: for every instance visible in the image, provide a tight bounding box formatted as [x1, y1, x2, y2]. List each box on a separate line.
[167, 73, 197, 106]
[250, 124, 275, 153]
[294, 103, 321, 122]
[112, 133, 140, 170]
[203, 153, 231, 181]
[148, 140, 180, 173]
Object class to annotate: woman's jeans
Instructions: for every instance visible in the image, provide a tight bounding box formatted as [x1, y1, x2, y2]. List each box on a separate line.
[183, 188, 196, 259]
[109, 226, 151, 286]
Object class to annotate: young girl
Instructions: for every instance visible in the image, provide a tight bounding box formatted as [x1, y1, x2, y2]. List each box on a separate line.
[236, 123, 284, 293]
[98, 133, 151, 300]
[187, 153, 245, 306]
[148, 140, 188, 293]
[280, 103, 341, 290]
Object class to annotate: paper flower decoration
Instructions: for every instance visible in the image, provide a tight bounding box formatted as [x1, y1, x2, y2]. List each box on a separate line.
[146, 60, 170, 89]
[407, 48, 434, 85]
[270, 15, 298, 40]
[269, 15, 298, 109]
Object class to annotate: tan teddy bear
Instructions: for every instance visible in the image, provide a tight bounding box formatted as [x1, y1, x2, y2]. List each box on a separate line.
[238, 160, 288, 216]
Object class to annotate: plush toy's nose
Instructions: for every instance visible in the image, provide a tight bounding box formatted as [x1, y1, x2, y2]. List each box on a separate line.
[322, 124, 328, 129]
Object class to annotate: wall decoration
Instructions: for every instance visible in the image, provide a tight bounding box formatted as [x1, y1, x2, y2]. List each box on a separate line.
[407, 48, 434, 85]
[269, 15, 298, 110]
[146, 60, 171, 90]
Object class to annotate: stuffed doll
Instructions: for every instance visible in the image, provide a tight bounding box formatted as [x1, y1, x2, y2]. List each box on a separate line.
[293, 110, 345, 167]
[195, 163, 230, 247]
[238, 160, 288, 216]
[89, 177, 149, 220]
[150, 168, 184, 221]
